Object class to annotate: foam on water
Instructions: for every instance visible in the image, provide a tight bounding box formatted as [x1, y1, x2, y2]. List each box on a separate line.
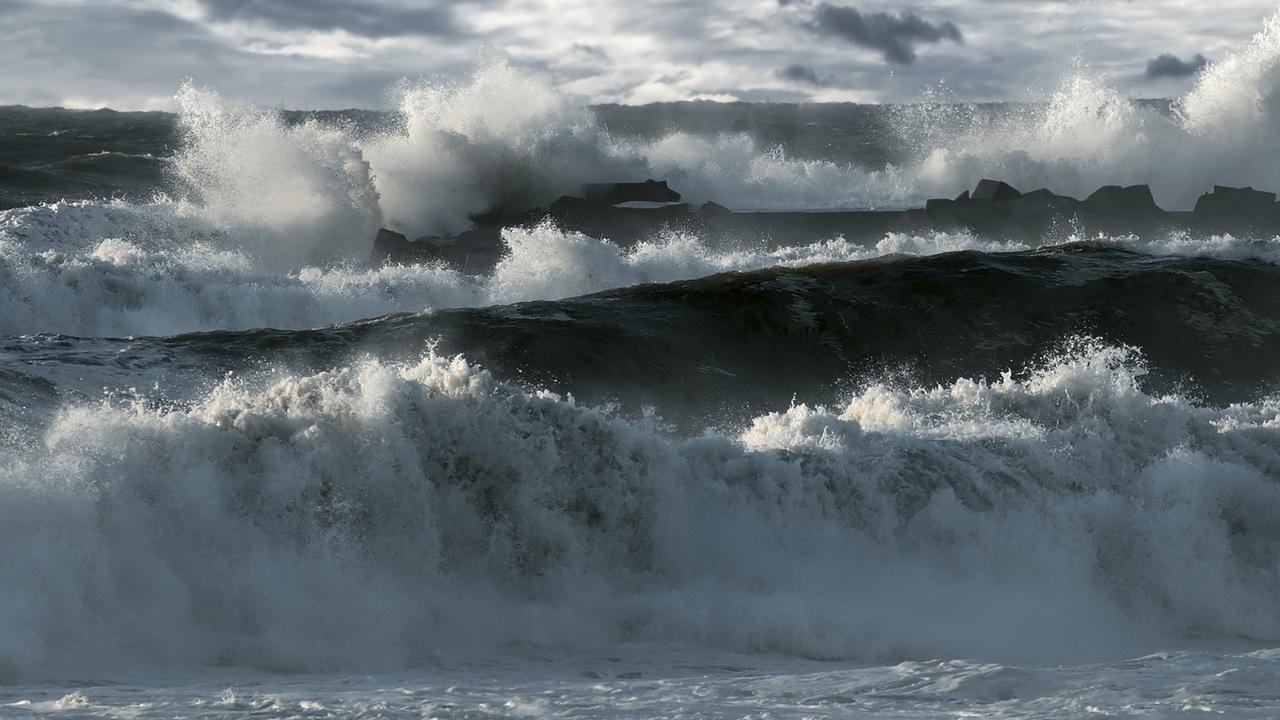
[2, 343, 1278, 679]
[7, 648, 1280, 719]
[10, 197, 1280, 337]
[0, 197, 1040, 335]
[0, 200, 479, 336]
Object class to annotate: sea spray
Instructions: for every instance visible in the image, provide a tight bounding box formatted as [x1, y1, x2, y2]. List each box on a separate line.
[361, 61, 639, 239]
[2, 344, 1278, 679]
[909, 6, 1280, 209]
[172, 82, 383, 268]
[0, 199, 1035, 336]
[9, 198, 1280, 338]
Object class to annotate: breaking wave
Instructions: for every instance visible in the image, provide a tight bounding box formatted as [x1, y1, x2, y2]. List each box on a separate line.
[9, 198, 1280, 338]
[0, 198, 1021, 336]
[912, 10, 1280, 209]
[1, 344, 1278, 679]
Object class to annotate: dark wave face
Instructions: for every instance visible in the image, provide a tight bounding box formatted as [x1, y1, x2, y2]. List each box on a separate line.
[7, 243, 1280, 429]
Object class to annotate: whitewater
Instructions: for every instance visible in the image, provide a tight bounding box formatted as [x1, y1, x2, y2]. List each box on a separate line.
[3, 7, 1280, 720]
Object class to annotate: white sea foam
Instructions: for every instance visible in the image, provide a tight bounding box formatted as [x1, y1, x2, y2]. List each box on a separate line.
[1, 344, 1278, 679]
[0, 197, 1035, 335]
[6, 647, 1280, 719]
[9, 198, 1280, 337]
[0, 200, 480, 336]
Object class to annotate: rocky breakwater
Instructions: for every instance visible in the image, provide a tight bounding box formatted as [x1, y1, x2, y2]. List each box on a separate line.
[370, 180, 1280, 273]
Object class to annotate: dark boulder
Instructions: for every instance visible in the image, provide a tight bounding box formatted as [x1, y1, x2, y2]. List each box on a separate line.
[549, 195, 608, 229]
[1013, 188, 1077, 208]
[371, 228, 410, 263]
[1083, 185, 1160, 217]
[583, 179, 682, 205]
[471, 205, 549, 228]
[971, 179, 1022, 202]
[550, 195, 597, 214]
[700, 200, 733, 217]
[1194, 186, 1278, 231]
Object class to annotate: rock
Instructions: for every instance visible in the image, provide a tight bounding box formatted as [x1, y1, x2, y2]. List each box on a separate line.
[971, 179, 1022, 202]
[549, 195, 607, 228]
[471, 205, 549, 228]
[583, 179, 682, 205]
[700, 200, 733, 216]
[1007, 189, 1078, 220]
[371, 227, 410, 263]
[373, 179, 1280, 273]
[1083, 185, 1160, 216]
[1194, 185, 1278, 228]
[1020, 188, 1075, 203]
[1015, 188, 1076, 206]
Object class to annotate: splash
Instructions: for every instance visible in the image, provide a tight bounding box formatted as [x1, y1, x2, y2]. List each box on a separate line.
[1, 344, 1278, 678]
[9, 199, 1280, 337]
[912, 6, 1280, 209]
[0, 197, 1031, 336]
[159, 7, 1280, 274]
[361, 62, 639, 239]
[171, 82, 383, 268]
[169, 62, 922, 259]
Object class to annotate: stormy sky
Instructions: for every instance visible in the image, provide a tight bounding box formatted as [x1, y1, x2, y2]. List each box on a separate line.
[1, 0, 1275, 109]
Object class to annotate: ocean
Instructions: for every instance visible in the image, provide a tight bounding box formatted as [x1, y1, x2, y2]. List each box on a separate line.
[2, 26, 1280, 720]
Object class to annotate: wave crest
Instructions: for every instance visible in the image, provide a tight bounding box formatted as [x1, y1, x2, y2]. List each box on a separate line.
[3, 344, 1278, 678]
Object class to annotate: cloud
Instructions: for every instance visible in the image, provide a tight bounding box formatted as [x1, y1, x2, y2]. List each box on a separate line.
[777, 64, 823, 85]
[808, 4, 963, 64]
[571, 43, 610, 61]
[1145, 52, 1209, 79]
[0, 0, 476, 109]
[0, 0, 1273, 109]
[194, 0, 460, 38]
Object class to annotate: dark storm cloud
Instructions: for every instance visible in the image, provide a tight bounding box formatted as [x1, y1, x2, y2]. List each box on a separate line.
[777, 64, 824, 85]
[1145, 52, 1209, 79]
[194, 0, 460, 38]
[809, 4, 963, 64]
